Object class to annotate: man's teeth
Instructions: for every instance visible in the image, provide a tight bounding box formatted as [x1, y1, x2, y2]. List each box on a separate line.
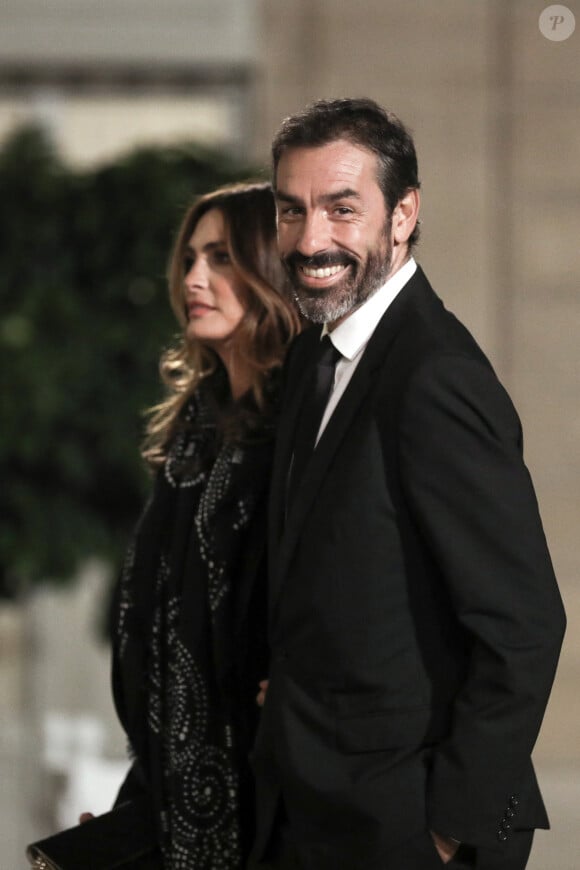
[302, 264, 344, 278]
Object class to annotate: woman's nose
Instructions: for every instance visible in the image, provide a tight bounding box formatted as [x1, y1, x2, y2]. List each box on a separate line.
[184, 257, 209, 291]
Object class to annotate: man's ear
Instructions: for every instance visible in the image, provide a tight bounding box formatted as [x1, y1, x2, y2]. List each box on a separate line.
[392, 189, 420, 245]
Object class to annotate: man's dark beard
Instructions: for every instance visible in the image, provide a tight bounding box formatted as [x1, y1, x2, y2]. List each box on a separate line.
[282, 236, 392, 324]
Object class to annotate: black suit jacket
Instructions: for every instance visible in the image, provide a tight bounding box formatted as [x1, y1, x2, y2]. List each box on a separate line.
[251, 266, 566, 868]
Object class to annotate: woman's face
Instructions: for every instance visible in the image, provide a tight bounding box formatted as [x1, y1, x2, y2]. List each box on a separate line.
[182, 208, 248, 353]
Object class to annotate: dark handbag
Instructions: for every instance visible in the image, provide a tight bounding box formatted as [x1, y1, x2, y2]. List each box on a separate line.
[25, 798, 161, 870]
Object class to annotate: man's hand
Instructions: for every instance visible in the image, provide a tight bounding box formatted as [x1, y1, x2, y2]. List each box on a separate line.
[79, 812, 95, 824]
[430, 831, 460, 864]
[256, 679, 269, 707]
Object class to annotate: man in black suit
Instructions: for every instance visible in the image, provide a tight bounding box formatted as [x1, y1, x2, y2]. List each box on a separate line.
[250, 98, 566, 870]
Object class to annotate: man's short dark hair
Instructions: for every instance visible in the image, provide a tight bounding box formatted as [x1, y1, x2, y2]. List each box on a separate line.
[272, 97, 421, 247]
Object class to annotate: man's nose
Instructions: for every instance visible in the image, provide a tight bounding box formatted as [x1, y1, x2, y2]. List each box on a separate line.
[295, 211, 330, 256]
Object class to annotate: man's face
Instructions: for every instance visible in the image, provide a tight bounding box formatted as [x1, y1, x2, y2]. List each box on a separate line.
[275, 139, 393, 325]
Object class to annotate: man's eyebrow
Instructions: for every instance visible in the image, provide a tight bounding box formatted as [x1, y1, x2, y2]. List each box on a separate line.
[275, 189, 302, 205]
[275, 187, 361, 205]
[321, 188, 361, 203]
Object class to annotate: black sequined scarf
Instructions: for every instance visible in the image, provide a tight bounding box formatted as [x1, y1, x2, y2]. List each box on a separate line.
[115, 379, 273, 869]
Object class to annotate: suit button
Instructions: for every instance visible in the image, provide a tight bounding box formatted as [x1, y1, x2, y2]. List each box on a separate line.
[510, 795, 519, 808]
[497, 830, 508, 842]
[505, 807, 514, 819]
[501, 819, 511, 831]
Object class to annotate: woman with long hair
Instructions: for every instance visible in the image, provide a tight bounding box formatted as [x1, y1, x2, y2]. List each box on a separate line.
[111, 181, 300, 869]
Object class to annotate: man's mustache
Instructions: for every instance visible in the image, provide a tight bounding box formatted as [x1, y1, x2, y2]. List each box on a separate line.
[283, 251, 356, 270]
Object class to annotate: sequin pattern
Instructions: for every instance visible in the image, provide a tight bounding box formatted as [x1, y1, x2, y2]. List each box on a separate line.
[116, 389, 260, 870]
[148, 588, 241, 869]
[116, 539, 136, 659]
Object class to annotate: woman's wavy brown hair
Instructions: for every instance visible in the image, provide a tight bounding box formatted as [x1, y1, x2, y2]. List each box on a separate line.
[142, 181, 300, 468]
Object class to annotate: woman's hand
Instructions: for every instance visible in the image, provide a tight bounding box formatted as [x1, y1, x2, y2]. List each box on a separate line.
[256, 679, 269, 707]
[78, 813, 95, 824]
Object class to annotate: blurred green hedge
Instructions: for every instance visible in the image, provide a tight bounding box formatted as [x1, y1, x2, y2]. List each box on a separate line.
[0, 125, 260, 595]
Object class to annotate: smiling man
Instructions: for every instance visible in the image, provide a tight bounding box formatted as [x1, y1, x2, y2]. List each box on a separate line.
[276, 137, 400, 325]
[249, 99, 565, 870]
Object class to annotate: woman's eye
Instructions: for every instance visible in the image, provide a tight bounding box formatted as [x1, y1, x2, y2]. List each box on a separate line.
[183, 256, 194, 274]
[212, 249, 231, 266]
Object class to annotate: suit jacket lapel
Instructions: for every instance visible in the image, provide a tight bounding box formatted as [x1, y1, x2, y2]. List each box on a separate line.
[271, 357, 374, 609]
[268, 331, 322, 576]
[270, 267, 433, 614]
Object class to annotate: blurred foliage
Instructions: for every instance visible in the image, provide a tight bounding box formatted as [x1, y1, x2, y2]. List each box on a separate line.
[0, 125, 259, 596]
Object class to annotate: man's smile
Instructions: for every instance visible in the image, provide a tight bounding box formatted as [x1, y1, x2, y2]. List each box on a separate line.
[299, 262, 350, 287]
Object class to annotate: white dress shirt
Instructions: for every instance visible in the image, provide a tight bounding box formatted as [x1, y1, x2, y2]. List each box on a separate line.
[315, 257, 417, 444]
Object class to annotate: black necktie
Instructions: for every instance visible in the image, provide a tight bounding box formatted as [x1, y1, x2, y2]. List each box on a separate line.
[288, 336, 341, 508]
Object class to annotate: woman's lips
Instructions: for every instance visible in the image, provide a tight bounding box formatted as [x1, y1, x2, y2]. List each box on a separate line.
[187, 303, 215, 318]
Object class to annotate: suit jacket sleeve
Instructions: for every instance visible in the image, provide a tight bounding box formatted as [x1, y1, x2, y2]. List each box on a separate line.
[398, 351, 566, 847]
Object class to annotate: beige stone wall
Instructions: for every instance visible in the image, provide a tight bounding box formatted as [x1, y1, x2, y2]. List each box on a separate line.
[255, 0, 580, 765]
[509, 2, 580, 767]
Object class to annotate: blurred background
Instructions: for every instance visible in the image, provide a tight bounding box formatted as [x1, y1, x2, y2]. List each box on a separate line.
[0, 0, 578, 866]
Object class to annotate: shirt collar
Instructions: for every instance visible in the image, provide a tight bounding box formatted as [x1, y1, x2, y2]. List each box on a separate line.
[322, 257, 417, 361]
